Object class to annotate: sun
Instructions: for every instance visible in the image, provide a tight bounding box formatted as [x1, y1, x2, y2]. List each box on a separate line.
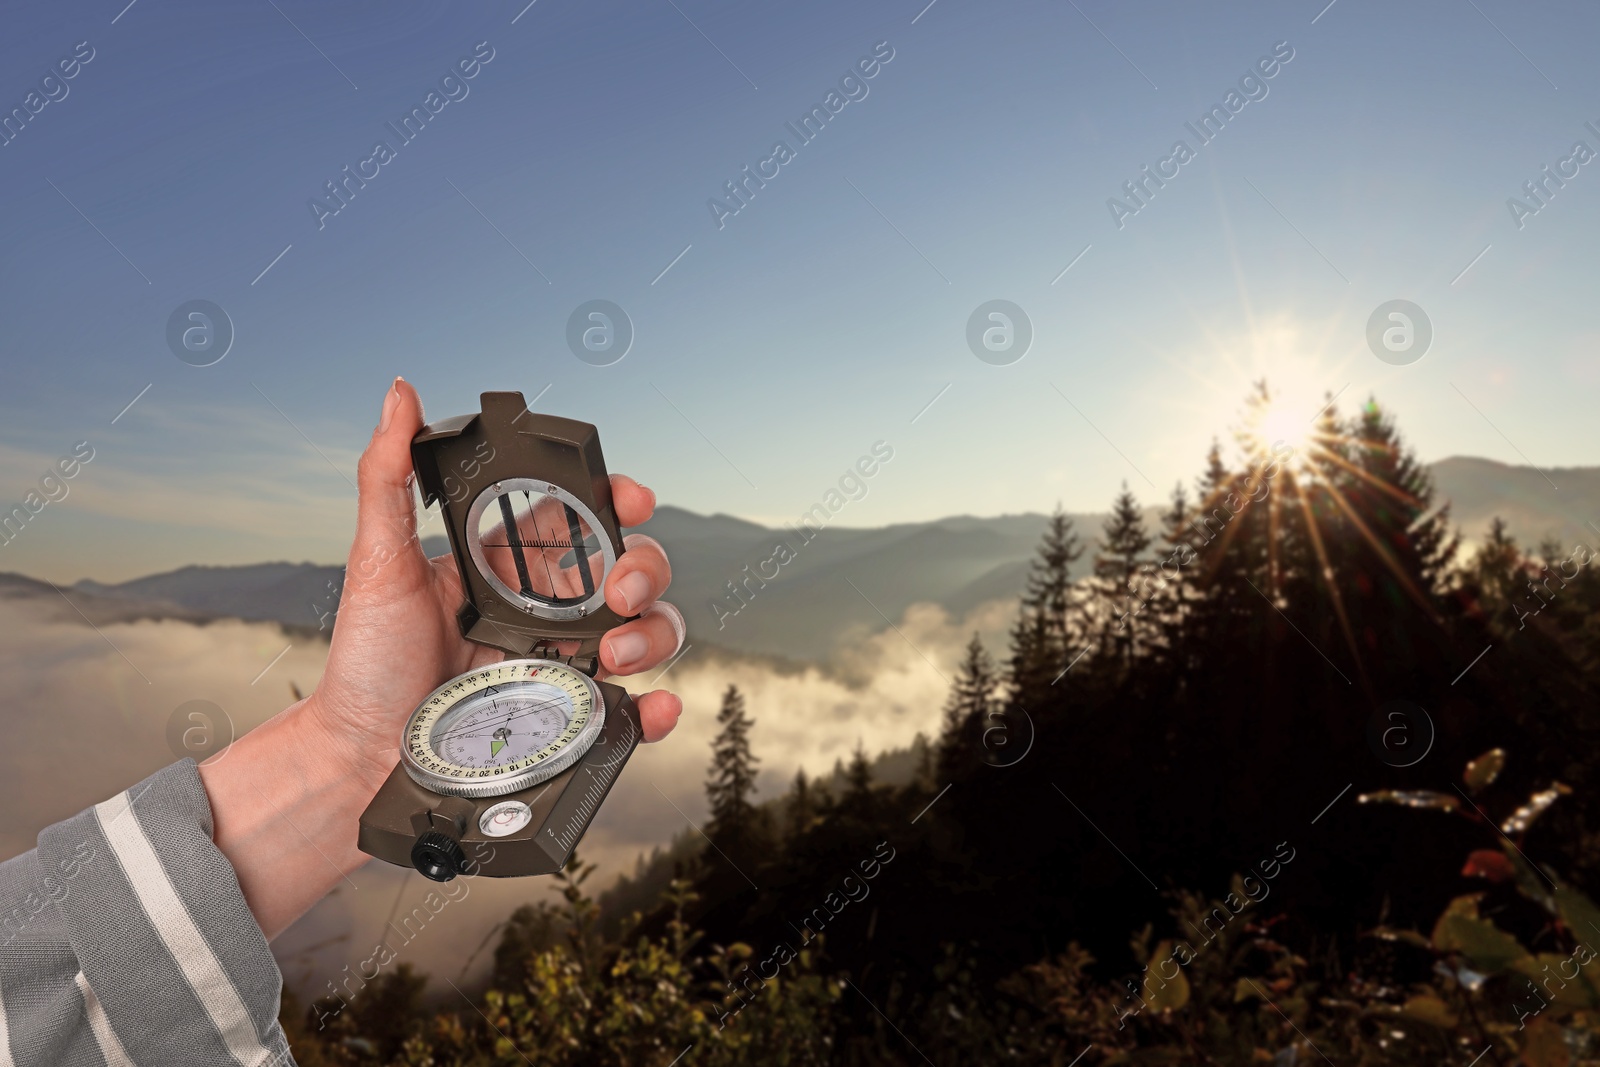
[1255, 401, 1316, 463]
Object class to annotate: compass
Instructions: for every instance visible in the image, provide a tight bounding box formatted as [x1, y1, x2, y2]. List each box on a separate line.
[401, 660, 603, 797]
[358, 391, 644, 882]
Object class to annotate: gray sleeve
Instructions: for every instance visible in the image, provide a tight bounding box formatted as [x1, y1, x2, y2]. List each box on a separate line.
[0, 759, 296, 1067]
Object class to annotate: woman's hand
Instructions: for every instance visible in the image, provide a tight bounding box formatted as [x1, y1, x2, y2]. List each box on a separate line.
[199, 378, 684, 939]
[304, 378, 684, 794]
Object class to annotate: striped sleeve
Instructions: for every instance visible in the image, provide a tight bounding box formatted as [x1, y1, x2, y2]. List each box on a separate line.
[0, 759, 296, 1067]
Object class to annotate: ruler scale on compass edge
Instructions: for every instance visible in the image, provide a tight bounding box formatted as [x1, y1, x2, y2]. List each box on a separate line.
[358, 391, 645, 882]
[539, 711, 640, 867]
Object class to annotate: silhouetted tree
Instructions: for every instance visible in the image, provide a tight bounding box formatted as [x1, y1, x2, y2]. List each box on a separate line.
[705, 685, 763, 856]
[788, 767, 814, 840]
[939, 633, 996, 782]
[911, 731, 935, 791]
[844, 741, 872, 800]
[1095, 482, 1152, 669]
[1008, 507, 1083, 704]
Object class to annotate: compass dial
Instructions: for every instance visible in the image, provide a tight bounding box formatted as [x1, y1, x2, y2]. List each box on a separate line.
[400, 659, 605, 798]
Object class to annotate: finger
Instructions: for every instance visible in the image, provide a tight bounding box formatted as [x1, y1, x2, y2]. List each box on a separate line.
[348, 378, 426, 593]
[635, 690, 683, 743]
[599, 601, 685, 676]
[610, 474, 655, 528]
[605, 534, 671, 616]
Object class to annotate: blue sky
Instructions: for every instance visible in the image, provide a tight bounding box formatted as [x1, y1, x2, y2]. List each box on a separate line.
[2, 0, 1597, 581]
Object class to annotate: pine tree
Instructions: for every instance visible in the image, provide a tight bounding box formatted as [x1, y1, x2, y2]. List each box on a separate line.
[1007, 508, 1084, 703]
[838, 741, 879, 821]
[912, 731, 935, 791]
[1467, 517, 1524, 621]
[939, 633, 996, 782]
[705, 685, 762, 855]
[1029, 507, 1084, 653]
[1184, 429, 1273, 673]
[1005, 606, 1053, 708]
[788, 768, 814, 840]
[844, 741, 872, 800]
[1149, 482, 1193, 672]
[1264, 395, 1462, 676]
[1348, 397, 1459, 596]
[1095, 482, 1152, 669]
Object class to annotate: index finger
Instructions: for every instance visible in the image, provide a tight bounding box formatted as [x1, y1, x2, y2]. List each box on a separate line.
[610, 474, 655, 528]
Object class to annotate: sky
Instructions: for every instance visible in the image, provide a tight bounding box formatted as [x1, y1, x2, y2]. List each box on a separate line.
[2, 0, 1597, 582]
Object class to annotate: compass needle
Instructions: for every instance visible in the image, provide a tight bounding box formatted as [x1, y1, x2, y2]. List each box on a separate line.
[403, 664, 605, 799]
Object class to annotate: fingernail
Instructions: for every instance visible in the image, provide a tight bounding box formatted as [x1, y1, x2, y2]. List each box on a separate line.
[615, 571, 651, 612]
[607, 633, 649, 670]
[377, 379, 401, 433]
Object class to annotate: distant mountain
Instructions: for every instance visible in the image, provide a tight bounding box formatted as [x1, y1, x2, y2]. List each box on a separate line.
[76, 562, 343, 627]
[1429, 456, 1600, 549]
[0, 572, 220, 628]
[30, 457, 1599, 664]
[632, 506, 1061, 660]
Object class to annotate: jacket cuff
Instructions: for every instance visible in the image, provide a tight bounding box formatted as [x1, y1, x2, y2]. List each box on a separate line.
[37, 759, 295, 1067]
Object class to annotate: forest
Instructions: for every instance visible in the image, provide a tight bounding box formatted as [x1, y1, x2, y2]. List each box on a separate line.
[281, 386, 1600, 1066]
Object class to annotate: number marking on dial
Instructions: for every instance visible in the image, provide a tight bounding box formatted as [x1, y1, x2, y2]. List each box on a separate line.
[399, 659, 604, 798]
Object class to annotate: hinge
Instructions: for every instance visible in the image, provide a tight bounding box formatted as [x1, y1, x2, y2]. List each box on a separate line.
[528, 641, 600, 678]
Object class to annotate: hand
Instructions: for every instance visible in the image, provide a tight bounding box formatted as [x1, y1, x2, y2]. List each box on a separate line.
[198, 378, 684, 939]
[306, 378, 685, 793]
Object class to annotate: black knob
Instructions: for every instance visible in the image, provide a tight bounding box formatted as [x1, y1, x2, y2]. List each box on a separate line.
[410, 830, 468, 882]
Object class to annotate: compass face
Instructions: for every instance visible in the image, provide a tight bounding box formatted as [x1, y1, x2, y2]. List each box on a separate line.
[464, 479, 617, 622]
[401, 659, 605, 798]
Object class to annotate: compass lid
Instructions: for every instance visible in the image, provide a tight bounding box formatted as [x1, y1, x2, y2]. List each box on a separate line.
[411, 391, 633, 667]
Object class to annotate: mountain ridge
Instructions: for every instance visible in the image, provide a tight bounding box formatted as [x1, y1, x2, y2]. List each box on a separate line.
[7, 457, 1590, 664]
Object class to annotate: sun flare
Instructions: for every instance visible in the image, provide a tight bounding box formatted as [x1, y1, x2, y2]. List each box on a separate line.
[1255, 401, 1316, 464]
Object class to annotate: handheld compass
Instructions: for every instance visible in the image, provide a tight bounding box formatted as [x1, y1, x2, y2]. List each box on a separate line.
[358, 391, 643, 882]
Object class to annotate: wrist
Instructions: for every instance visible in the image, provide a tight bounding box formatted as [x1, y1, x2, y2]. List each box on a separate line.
[296, 689, 398, 800]
[199, 697, 387, 939]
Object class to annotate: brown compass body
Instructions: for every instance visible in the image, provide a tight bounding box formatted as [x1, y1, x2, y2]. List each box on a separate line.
[357, 392, 643, 881]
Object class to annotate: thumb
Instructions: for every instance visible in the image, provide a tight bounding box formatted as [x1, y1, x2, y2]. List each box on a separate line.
[349, 378, 425, 587]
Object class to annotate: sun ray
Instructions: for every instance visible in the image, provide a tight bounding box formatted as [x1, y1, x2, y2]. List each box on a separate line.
[1285, 468, 1365, 683]
[1301, 466, 1444, 627]
[1313, 445, 1426, 512]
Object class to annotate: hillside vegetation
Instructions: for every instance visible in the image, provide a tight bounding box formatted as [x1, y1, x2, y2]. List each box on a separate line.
[284, 389, 1600, 1066]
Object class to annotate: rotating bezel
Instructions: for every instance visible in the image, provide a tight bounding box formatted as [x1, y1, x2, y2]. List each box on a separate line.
[399, 658, 606, 799]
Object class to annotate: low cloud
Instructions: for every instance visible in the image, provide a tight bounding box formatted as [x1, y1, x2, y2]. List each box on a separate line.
[0, 592, 1013, 1002]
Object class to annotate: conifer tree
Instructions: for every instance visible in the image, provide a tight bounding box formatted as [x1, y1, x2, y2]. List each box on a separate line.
[1007, 508, 1083, 703]
[1095, 482, 1152, 668]
[1467, 517, 1524, 618]
[912, 731, 935, 791]
[1348, 397, 1459, 595]
[1005, 606, 1053, 708]
[705, 685, 762, 854]
[939, 633, 997, 782]
[1028, 506, 1085, 652]
[1148, 482, 1193, 671]
[788, 767, 814, 840]
[838, 741, 879, 821]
